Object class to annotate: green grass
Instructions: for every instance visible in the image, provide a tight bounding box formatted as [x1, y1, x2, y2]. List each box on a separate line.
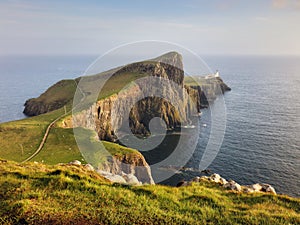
[29, 79, 77, 105]
[0, 108, 67, 162]
[0, 108, 143, 166]
[0, 160, 299, 225]
[28, 69, 150, 115]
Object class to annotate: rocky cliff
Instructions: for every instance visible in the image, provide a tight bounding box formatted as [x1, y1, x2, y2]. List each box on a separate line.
[98, 153, 155, 184]
[23, 79, 77, 116]
[23, 52, 230, 185]
[63, 54, 204, 141]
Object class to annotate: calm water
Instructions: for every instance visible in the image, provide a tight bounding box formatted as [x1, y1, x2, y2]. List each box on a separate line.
[192, 56, 300, 197]
[0, 55, 94, 123]
[0, 55, 299, 197]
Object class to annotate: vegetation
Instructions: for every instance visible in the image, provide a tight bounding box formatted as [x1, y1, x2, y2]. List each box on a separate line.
[1, 52, 299, 224]
[0, 160, 299, 225]
[0, 108, 140, 165]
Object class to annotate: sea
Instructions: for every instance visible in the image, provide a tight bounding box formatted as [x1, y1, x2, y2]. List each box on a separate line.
[0, 54, 299, 197]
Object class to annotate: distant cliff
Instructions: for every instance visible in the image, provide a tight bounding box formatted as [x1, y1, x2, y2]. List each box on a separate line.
[24, 52, 230, 143]
[23, 79, 77, 116]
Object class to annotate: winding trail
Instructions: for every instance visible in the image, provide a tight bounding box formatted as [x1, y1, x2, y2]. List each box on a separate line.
[22, 80, 85, 163]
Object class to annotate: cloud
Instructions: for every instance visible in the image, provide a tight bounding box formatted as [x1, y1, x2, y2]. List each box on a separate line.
[254, 16, 270, 21]
[272, 0, 288, 9]
[272, 0, 300, 9]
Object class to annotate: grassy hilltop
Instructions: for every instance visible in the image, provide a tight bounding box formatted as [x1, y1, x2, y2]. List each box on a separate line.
[0, 160, 299, 225]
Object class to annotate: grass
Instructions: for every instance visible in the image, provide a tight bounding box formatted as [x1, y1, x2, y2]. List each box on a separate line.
[29, 79, 77, 105]
[0, 159, 299, 225]
[0, 107, 142, 166]
[0, 108, 67, 162]
[28, 68, 150, 115]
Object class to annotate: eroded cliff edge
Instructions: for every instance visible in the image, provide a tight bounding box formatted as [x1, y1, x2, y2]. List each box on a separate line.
[23, 52, 231, 184]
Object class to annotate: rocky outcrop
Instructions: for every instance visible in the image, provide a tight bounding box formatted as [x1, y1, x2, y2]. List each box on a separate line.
[23, 80, 76, 116]
[67, 159, 150, 185]
[178, 173, 277, 195]
[97, 153, 154, 184]
[64, 53, 231, 141]
[65, 56, 198, 141]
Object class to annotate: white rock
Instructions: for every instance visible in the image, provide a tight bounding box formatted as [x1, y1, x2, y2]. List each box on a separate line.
[122, 173, 141, 185]
[69, 160, 81, 166]
[84, 164, 94, 171]
[96, 170, 111, 177]
[266, 186, 276, 195]
[220, 177, 228, 185]
[224, 180, 242, 192]
[260, 183, 276, 195]
[251, 183, 262, 192]
[104, 174, 127, 184]
[210, 173, 221, 183]
[243, 187, 255, 193]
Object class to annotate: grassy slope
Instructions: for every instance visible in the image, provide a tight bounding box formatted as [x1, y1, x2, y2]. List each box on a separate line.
[0, 107, 139, 165]
[0, 160, 299, 225]
[27, 79, 77, 105]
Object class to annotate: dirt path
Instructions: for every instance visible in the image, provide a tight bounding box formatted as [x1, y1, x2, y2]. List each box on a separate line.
[22, 81, 85, 163]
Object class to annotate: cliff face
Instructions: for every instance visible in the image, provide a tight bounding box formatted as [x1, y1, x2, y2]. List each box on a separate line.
[99, 153, 155, 184]
[24, 52, 230, 185]
[62, 53, 231, 143]
[65, 54, 201, 141]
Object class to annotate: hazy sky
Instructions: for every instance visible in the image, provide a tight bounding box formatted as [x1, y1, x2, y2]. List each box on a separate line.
[0, 0, 300, 55]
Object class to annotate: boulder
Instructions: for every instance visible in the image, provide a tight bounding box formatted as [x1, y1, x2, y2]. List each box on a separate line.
[210, 173, 222, 183]
[192, 176, 201, 182]
[106, 174, 127, 184]
[122, 173, 141, 185]
[266, 186, 276, 195]
[224, 180, 242, 192]
[176, 181, 190, 187]
[260, 183, 276, 195]
[84, 164, 94, 171]
[220, 177, 228, 185]
[69, 160, 81, 166]
[243, 187, 255, 193]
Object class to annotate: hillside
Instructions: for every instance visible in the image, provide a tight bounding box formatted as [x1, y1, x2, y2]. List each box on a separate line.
[0, 159, 299, 225]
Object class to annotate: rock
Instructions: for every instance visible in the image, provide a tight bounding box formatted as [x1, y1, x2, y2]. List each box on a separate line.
[84, 164, 94, 171]
[220, 177, 228, 185]
[252, 183, 263, 192]
[98, 154, 155, 185]
[243, 187, 255, 193]
[176, 181, 189, 187]
[224, 180, 242, 192]
[243, 183, 276, 195]
[69, 160, 81, 166]
[210, 173, 221, 183]
[97, 170, 111, 177]
[266, 186, 276, 195]
[260, 183, 276, 195]
[122, 173, 141, 185]
[105, 174, 127, 184]
[206, 174, 227, 185]
[97, 170, 126, 184]
[192, 176, 201, 182]
[201, 169, 211, 175]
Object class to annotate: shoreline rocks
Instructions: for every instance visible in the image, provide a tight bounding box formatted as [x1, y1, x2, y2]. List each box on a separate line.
[177, 173, 277, 195]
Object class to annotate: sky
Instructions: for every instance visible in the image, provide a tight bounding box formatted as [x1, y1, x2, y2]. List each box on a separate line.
[0, 0, 300, 55]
